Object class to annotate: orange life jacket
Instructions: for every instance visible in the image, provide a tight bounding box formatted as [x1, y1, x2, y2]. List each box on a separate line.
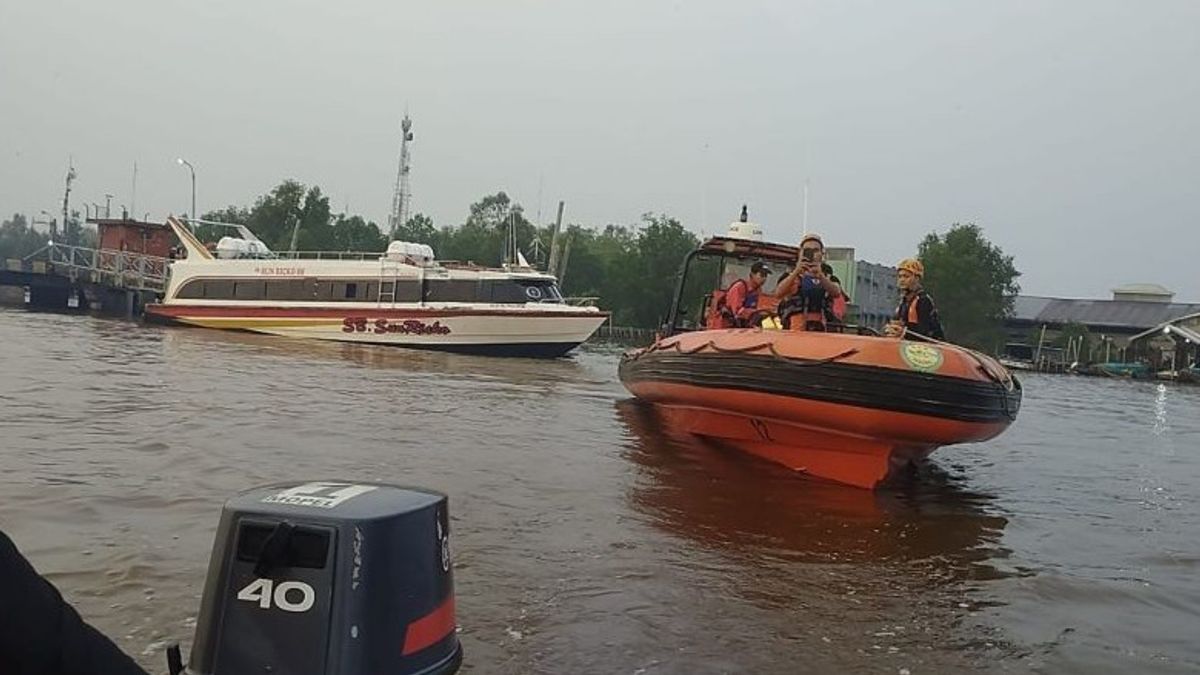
[704, 289, 732, 329]
[831, 293, 847, 322]
[783, 276, 829, 331]
[905, 293, 921, 325]
[707, 279, 763, 328]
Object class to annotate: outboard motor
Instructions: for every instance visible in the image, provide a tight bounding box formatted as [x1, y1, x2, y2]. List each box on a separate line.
[170, 481, 462, 675]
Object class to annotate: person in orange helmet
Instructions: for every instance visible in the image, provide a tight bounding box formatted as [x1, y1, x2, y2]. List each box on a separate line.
[885, 258, 944, 339]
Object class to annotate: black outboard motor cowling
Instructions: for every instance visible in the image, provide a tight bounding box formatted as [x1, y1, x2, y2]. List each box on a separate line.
[183, 481, 461, 675]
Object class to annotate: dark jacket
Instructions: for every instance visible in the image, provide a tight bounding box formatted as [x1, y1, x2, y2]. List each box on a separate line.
[896, 290, 945, 340]
[0, 530, 148, 675]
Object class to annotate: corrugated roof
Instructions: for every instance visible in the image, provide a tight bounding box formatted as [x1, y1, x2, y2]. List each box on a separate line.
[1009, 295, 1200, 330]
[1128, 313, 1200, 342]
[1011, 295, 1054, 321]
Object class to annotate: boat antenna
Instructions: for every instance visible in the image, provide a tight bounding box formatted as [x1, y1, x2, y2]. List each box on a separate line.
[535, 173, 544, 226]
[801, 179, 809, 236]
[59, 158, 76, 240]
[505, 211, 516, 266]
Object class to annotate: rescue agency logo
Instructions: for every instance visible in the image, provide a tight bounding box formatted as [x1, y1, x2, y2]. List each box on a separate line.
[900, 343, 944, 372]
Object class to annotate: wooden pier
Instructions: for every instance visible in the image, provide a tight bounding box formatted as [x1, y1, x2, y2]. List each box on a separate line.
[1, 242, 168, 314]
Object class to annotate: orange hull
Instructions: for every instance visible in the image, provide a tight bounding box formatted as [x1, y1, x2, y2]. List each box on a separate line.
[618, 329, 1021, 489]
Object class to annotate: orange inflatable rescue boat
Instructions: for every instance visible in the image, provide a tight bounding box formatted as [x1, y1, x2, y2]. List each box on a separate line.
[618, 234, 1021, 489]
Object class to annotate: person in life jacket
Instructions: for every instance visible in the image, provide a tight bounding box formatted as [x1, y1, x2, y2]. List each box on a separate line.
[886, 258, 945, 339]
[774, 233, 843, 331]
[821, 262, 850, 325]
[715, 261, 772, 328]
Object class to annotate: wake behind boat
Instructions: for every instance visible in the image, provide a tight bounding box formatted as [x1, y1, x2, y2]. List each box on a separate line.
[145, 217, 608, 357]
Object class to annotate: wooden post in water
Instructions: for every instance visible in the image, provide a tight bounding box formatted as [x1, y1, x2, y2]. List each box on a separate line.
[1034, 324, 1047, 367]
[548, 201, 564, 277]
[558, 230, 573, 287]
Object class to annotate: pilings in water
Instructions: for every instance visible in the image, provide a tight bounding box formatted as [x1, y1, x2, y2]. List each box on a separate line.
[2, 253, 160, 316]
[592, 324, 657, 343]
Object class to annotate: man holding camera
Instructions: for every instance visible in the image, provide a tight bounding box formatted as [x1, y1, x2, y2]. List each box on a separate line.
[774, 233, 843, 331]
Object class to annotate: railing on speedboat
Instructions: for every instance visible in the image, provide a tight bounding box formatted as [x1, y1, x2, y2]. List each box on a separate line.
[564, 296, 599, 307]
[272, 250, 386, 261]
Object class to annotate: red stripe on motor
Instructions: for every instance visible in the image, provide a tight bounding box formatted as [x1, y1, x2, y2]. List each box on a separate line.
[401, 596, 456, 656]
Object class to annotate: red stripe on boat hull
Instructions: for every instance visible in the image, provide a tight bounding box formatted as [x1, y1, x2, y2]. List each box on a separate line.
[145, 303, 608, 320]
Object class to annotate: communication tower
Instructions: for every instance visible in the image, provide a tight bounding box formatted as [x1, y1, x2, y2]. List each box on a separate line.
[387, 114, 414, 239]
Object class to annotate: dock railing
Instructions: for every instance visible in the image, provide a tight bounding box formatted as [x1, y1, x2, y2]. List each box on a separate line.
[44, 243, 170, 291]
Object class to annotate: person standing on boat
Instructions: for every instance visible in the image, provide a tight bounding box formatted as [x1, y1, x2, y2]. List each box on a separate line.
[774, 233, 843, 331]
[716, 261, 772, 328]
[886, 258, 945, 339]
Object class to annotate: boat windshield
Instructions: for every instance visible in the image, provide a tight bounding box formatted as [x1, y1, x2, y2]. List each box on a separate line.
[432, 278, 565, 304]
[504, 279, 564, 303]
[668, 253, 792, 333]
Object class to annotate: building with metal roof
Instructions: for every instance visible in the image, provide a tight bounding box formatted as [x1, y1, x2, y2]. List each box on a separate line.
[1111, 283, 1174, 303]
[1006, 288, 1200, 346]
[1126, 312, 1200, 372]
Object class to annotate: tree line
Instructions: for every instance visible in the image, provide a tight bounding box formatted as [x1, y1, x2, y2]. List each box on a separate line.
[2, 179, 1021, 351]
[0, 212, 95, 261]
[193, 181, 700, 328]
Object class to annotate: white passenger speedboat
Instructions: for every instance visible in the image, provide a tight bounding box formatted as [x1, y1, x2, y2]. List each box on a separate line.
[145, 216, 608, 357]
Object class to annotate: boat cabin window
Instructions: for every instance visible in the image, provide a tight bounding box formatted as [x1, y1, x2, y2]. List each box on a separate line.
[485, 279, 564, 304]
[424, 280, 477, 303]
[174, 276, 563, 305]
[421, 278, 562, 304]
[380, 280, 421, 302]
[233, 281, 264, 300]
[261, 279, 308, 300]
[312, 281, 340, 301]
[177, 278, 388, 302]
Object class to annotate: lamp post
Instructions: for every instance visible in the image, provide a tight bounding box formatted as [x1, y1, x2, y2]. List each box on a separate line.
[38, 210, 55, 240]
[177, 158, 196, 227]
[104, 194, 113, 218]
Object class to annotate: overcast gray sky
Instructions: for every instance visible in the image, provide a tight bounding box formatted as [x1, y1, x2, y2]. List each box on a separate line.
[2, 0, 1197, 299]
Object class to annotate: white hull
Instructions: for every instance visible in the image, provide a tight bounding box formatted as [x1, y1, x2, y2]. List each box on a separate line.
[152, 216, 608, 357]
[146, 304, 608, 357]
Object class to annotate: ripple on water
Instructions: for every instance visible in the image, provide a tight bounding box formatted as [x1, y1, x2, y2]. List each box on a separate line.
[2, 311, 1200, 673]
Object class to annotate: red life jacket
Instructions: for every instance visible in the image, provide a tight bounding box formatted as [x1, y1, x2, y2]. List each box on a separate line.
[712, 279, 760, 328]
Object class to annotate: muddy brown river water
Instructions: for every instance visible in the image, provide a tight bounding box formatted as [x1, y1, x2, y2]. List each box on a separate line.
[1, 308, 1198, 673]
